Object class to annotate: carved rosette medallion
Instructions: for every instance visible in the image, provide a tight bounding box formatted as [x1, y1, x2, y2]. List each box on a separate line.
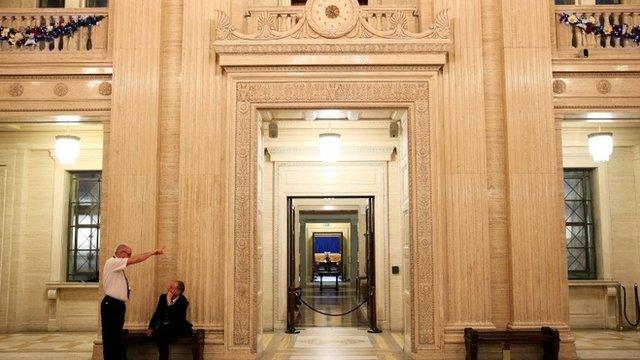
[98, 81, 112, 96]
[552, 80, 566, 94]
[305, 0, 360, 38]
[232, 81, 435, 350]
[8, 83, 23, 97]
[53, 83, 69, 97]
[596, 80, 612, 94]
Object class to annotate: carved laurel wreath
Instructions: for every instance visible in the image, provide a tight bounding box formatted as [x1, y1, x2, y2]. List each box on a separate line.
[213, 8, 451, 41]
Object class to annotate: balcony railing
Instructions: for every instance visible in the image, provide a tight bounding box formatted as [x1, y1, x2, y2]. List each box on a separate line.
[0, 8, 109, 62]
[244, 6, 419, 34]
[554, 5, 640, 57]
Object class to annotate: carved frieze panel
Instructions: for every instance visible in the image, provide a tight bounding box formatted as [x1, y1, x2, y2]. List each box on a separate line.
[0, 75, 112, 113]
[231, 80, 436, 352]
[553, 72, 640, 113]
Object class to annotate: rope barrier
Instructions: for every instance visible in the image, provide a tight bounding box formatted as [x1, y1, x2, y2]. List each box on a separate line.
[297, 290, 373, 317]
[621, 284, 640, 327]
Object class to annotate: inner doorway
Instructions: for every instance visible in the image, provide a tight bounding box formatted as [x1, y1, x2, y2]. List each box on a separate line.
[286, 196, 381, 333]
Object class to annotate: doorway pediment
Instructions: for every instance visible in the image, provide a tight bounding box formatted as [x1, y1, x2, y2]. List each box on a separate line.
[212, 7, 452, 67]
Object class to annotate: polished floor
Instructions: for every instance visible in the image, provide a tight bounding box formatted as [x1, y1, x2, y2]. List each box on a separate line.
[295, 282, 368, 328]
[574, 329, 640, 359]
[260, 327, 406, 360]
[1, 329, 639, 359]
[0, 332, 94, 359]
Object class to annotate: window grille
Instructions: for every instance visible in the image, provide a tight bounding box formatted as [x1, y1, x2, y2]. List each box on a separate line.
[563, 169, 597, 280]
[67, 171, 101, 282]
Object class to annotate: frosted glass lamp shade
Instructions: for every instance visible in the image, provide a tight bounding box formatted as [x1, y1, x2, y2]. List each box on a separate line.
[587, 132, 613, 163]
[55, 135, 81, 165]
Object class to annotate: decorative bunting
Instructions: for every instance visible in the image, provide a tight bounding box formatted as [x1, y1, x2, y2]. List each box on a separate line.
[559, 12, 640, 45]
[0, 15, 105, 48]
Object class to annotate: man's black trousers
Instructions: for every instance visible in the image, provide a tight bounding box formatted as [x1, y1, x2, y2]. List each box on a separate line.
[101, 295, 126, 360]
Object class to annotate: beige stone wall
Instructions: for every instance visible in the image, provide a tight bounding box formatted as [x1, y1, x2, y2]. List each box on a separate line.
[0, 128, 102, 332]
[6, 0, 639, 357]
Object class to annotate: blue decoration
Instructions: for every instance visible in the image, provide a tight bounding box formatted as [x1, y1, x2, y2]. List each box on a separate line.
[314, 235, 341, 254]
[0, 15, 105, 48]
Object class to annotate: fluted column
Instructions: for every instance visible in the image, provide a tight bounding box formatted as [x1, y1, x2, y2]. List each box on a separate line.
[434, 0, 494, 338]
[481, 0, 511, 328]
[101, 0, 162, 327]
[500, 2, 575, 356]
[156, 0, 183, 293]
[176, 0, 231, 338]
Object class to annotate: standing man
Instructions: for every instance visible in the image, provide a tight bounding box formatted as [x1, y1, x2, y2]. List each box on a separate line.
[101, 244, 164, 360]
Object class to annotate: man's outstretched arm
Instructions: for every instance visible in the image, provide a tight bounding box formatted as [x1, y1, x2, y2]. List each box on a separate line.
[127, 248, 164, 266]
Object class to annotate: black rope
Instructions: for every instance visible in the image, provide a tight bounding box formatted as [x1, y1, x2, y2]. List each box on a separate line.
[621, 284, 640, 327]
[298, 291, 373, 317]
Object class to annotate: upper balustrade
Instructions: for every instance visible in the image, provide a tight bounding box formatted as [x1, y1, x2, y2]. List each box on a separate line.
[554, 4, 640, 59]
[244, 6, 420, 34]
[0, 7, 109, 64]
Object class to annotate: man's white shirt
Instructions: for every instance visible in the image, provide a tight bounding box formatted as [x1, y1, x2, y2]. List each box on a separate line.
[103, 257, 129, 302]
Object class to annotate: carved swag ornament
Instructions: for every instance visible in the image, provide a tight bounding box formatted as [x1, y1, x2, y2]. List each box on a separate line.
[215, 8, 449, 41]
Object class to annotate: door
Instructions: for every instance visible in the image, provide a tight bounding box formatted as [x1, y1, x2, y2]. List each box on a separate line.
[365, 197, 381, 333]
[285, 197, 299, 333]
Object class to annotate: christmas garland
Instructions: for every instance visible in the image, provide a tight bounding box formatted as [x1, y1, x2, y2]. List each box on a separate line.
[0, 15, 105, 48]
[559, 12, 640, 45]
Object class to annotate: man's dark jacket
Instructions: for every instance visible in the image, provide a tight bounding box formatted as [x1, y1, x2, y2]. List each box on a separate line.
[148, 294, 193, 334]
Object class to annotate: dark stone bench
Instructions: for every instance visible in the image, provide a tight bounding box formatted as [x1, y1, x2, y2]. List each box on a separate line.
[463, 327, 560, 360]
[121, 329, 204, 360]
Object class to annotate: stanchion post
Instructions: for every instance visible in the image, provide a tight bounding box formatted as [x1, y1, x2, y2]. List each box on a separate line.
[286, 286, 299, 334]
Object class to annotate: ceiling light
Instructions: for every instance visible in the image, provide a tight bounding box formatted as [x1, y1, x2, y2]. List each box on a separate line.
[55, 115, 80, 123]
[319, 133, 341, 162]
[586, 112, 613, 120]
[54, 135, 80, 165]
[588, 132, 613, 163]
[317, 110, 344, 119]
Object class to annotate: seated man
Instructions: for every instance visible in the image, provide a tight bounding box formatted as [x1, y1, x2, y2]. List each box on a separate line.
[146, 280, 193, 360]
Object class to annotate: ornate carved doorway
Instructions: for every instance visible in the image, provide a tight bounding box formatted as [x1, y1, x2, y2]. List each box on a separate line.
[212, 4, 451, 356]
[219, 72, 443, 355]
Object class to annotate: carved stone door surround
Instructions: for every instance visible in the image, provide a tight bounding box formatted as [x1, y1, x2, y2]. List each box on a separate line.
[213, 5, 452, 356]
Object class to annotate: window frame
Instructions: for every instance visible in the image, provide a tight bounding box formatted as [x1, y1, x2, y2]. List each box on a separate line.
[66, 170, 102, 282]
[563, 168, 597, 280]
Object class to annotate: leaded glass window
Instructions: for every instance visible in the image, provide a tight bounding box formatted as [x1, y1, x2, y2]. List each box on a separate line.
[564, 169, 596, 280]
[67, 171, 101, 282]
